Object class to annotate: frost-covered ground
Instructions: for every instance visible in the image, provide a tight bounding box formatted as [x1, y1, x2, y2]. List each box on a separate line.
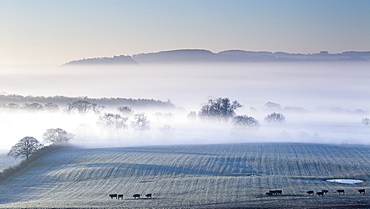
[0, 153, 21, 172]
[0, 143, 369, 208]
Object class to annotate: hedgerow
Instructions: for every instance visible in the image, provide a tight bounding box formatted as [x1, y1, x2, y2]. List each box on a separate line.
[0, 144, 67, 182]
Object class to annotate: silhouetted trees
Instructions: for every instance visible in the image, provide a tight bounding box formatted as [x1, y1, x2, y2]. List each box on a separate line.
[0, 94, 175, 113]
[67, 100, 104, 114]
[362, 118, 370, 126]
[199, 98, 242, 121]
[8, 137, 43, 160]
[44, 102, 59, 112]
[42, 128, 74, 145]
[131, 113, 150, 132]
[265, 102, 281, 111]
[265, 112, 286, 124]
[117, 106, 133, 115]
[98, 113, 128, 131]
[159, 124, 175, 138]
[187, 111, 197, 121]
[233, 115, 260, 128]
[23, 103, 43, 111]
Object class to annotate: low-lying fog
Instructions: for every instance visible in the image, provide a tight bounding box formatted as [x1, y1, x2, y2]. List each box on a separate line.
[0, 62, 369, 150]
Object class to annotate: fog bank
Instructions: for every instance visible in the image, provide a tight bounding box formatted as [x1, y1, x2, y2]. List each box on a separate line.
[0, 63, 369, 150]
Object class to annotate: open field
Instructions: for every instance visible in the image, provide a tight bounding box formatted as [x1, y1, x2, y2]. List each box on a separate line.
[0, 143, 369, 208]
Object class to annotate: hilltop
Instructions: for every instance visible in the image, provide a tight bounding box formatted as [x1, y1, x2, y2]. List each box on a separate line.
[0, 143, 369, 208]
[63, 49, 370, 66]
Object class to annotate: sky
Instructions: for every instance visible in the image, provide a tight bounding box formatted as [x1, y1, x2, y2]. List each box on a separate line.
[0, 0, 369, 66]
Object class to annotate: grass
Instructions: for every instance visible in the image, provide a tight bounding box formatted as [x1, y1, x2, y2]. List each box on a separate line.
[0, 143, 369, 208]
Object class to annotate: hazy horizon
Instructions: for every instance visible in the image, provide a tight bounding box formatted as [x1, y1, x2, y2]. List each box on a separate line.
[0, 63, 369, 150]
[1, 1, 369, 151]
[1, 0, 370, 66]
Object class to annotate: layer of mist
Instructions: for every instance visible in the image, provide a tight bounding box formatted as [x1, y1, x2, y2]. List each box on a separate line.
[0, 63, 369, 150]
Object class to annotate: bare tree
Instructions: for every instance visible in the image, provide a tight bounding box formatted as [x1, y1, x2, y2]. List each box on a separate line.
[67, 100, 104, 114]
[265, 102, 281, 111]
[131, 113, 150, 132]
[361, 118, 370, 126]
[265, 112, 286, 124]
[233, 115, 260, 128]
[199, 97, 242, 121]
[117, 106, 133, 115]
[187, 111, 197, 121]
[8, 137, 43, 160]
[98, 113, 128, 131]
[42, 128, 74, 145]
[23, 103, 43, 112]
[44, 103, 59, 112]
[159, 124, 175, 138]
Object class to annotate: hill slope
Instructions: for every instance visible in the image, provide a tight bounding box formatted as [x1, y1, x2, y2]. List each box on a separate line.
[63, 49, 370, 65]
[0, 143, 369, 208]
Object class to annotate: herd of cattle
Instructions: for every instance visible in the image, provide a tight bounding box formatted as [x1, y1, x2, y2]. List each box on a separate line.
[108, 189, 366, 200]
[109, 193, 152, 199]
[266, 189, 366, 197]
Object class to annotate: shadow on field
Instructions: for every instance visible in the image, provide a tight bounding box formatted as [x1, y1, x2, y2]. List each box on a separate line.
[121, 146, 220, 156]
[81, 162, 253, 178]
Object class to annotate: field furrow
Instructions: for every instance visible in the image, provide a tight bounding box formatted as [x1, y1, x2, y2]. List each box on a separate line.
[0, 143, 369, 208]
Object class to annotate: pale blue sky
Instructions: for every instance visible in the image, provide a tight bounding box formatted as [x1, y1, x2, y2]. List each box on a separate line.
[0, 0, 369, 65]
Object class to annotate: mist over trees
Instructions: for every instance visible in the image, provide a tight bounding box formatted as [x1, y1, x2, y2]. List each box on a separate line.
[117, 106, 133, 115]
[8, 137, 43, 160]
[187, 111, 197, 121]
[265, 102, 281, 111]
[199, 98, 242, 121]
[264, 112, 286, 124]
[0, 102, 59, 112]
[362, 118, 370, 126]
[233, 115, 260, 128]
[0, 94, 175, 112]
[158, 124, 175, 138]
[98, 113, 128, 131]
[42, 128, 74, 145]
[67, 100, 104, 114]
[131, 113, 150, 132]
[1, 93, 369, 150]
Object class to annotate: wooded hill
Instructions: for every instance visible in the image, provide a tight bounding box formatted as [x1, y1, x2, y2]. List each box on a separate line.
[63, 49, 370, 65]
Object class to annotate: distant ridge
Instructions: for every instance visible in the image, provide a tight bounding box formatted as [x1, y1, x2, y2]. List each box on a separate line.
[63, 49, 370, 65]
[63, 55, 137, 66]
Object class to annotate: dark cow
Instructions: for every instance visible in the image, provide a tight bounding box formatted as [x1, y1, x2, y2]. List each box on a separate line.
[118, 194, 124, 199]
[306, 191, 314, 195]
[266, 190, 282, 196]
[322, 190, 329, 194]
[145, 193, 152, 198]
[273, 190, 282, 195]
[358, 189, 365, 194]
[337, 190, 345, 194]
[109, 194, 118, 199]
[316, 192, 324, 197]
[133, 194, 140, 199]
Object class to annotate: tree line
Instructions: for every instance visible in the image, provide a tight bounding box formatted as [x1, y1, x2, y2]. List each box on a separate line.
[0, 94, 174, 111]
[197, 97, 285, 127]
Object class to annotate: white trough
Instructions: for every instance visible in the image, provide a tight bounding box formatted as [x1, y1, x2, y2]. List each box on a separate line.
[326, 179, 364, 184]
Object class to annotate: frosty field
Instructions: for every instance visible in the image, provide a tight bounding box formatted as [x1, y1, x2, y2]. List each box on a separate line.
[0, 154, 20, 172]
[0, 143, 369, 208]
